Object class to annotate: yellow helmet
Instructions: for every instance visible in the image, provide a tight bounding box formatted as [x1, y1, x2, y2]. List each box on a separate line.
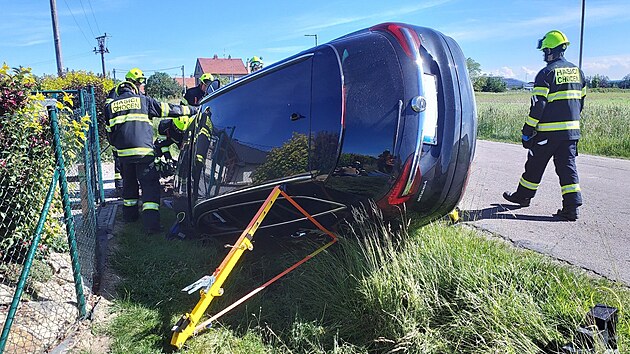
[125, 68, 146, 84]
[250, 56, 263, 68]
[173, 116, 192, 131]
[537, 30, 570, 51]
[199, 73, 214, 84]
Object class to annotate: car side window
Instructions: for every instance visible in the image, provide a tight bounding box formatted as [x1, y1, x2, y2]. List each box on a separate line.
[193, 57, 313, 200]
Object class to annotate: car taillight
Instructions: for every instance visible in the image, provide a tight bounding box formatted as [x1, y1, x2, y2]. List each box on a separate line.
[387, 157, 422, 205]
[370, 22, 421, 59]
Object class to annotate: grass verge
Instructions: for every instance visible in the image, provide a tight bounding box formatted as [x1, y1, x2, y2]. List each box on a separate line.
[104, 207, 629, 353]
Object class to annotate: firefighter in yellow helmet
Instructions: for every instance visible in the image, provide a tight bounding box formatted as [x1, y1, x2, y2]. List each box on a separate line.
[104, 67, 198, 234]
[249, 56, 263, 73]
[503, 30, 586, 221]
[153, 115, 193, 178]
[183, 73, 215, 106]
[103, 68, 149, 195]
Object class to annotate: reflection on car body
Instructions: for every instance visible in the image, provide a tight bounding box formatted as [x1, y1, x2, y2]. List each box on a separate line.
[173, 22, 477, 236]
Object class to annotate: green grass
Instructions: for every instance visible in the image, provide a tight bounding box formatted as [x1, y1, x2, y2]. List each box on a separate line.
[104, 208, 630, 353]
[476, 91, 630, 158]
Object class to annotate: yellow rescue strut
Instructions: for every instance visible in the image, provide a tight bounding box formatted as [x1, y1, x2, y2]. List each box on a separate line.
[170, 185, 338, 348]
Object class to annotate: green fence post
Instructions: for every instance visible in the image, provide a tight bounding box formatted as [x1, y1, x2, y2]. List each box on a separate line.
[79, 90, 96, 213]
[0, 170, 59, 353]
[49, 106, 87, 318]
[89, 86, 105, 204]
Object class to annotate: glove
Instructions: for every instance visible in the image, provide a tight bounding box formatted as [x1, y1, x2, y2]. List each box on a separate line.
[522, 124, 535, 136]
[189, 106, 200, 116]
[521, 134, 534, 149]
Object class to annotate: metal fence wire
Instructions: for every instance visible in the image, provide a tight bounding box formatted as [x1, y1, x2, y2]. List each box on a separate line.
[0, 88, 104, 353]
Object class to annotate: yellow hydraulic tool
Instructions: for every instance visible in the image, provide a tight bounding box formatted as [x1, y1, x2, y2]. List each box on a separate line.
[170, 185, 338, 348]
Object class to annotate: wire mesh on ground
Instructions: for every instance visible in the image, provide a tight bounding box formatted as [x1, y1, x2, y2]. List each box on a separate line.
[0, 88, 104, 353]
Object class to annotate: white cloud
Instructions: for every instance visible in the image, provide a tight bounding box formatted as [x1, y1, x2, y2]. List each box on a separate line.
[582, 54, 630, 79]
[521, 66, 538, 76]
[484, 67, 515, 78]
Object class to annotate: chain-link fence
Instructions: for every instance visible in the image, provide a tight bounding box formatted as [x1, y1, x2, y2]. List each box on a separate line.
[0, 88, 104, 353]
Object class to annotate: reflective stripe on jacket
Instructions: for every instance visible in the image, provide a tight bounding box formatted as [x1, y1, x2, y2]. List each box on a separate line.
[526, 57, 586, 140]
[104, 85, 193, 161]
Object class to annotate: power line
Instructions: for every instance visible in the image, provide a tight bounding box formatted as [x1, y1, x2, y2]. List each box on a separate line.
[26, 51, 93, 67]
[62, 0, 92, 46]
[114, 66, 183, 73]
[86, 0, 101, 34]
[78, 0, 95, 37]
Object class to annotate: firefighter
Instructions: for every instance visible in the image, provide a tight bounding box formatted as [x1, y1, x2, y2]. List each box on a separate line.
[183, 73, 215, 106]
[249, 56, 263, 73]
[154, 115, 193, 179]
[105, 68, 198, 233]
[503, 30, 586, 221]
[154, 115, 192, 161]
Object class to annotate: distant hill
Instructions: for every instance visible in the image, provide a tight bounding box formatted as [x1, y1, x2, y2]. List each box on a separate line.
[502, 77, 526, 89]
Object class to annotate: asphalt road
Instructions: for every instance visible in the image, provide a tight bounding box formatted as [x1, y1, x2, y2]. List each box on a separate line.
[458, 140, 630, 285]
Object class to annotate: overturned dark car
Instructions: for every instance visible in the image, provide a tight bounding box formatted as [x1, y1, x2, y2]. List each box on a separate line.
[172, 23, 477, 236]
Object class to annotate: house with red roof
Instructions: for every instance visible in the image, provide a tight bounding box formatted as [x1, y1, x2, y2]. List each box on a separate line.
[194, 55, 248, 84]
[174, 77, 197, 89]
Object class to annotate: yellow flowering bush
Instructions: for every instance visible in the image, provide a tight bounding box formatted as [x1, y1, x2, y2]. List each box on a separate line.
[1, 64, 91, 257]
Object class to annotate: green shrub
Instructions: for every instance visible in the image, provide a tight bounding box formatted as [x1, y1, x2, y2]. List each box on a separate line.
[39, 70, 114, 145]
[1, 64, 88, 261]
[1, 64, 56, 256]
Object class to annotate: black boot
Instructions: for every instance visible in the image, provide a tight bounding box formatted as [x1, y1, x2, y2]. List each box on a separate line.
[554, 207, 579, 221]
[502, 191, 531, 207]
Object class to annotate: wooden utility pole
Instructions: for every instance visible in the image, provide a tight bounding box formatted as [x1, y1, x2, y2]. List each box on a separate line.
[94, 33, 110, 77]
[49, 0, 64, 77]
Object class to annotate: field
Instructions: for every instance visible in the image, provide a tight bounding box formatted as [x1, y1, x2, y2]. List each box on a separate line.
[476, 91, 630, 158]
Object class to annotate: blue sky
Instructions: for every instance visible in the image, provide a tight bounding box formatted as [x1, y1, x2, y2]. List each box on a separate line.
[3, 0, 630, 81]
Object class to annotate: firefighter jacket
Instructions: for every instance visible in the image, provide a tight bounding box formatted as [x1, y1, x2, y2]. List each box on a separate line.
[184, 85, 205, 106]
[524, 57, 586, 140]
[104, 84, 197, 162]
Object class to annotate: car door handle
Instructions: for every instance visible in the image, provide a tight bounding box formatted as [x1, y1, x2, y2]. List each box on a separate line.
[290, 113, 306, 121]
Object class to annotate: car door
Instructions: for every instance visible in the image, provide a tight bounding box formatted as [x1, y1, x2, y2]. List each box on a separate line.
[193, 55, 313, 202]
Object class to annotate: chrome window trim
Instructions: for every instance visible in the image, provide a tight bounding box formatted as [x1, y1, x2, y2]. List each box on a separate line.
[199, 53, 315, 105]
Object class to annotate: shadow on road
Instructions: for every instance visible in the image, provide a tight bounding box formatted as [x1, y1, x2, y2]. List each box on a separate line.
[461, 203, 561, 222]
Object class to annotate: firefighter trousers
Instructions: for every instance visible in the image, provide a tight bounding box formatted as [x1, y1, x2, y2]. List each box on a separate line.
[113, 150, 123, 189]
[121, 157, 161, 231]
[515, 139, 582, 208]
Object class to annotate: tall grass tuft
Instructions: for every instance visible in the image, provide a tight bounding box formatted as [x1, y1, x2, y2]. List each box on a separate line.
[287, 204, 629, 353]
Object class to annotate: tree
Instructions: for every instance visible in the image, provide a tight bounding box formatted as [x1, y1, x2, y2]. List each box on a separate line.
[473, 75, 487, 92]
[588, 74, 611, 88]
[472, 75, 507, 92]
[145, 72, 181, 99]
[619, 74, 630, 89]
[483, 76, 507, 92]
[251, 133, 308, 184]
[466, 57, 482, 79]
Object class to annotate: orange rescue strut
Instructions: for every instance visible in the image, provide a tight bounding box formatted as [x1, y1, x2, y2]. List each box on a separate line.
[170, 185, 338, 348]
